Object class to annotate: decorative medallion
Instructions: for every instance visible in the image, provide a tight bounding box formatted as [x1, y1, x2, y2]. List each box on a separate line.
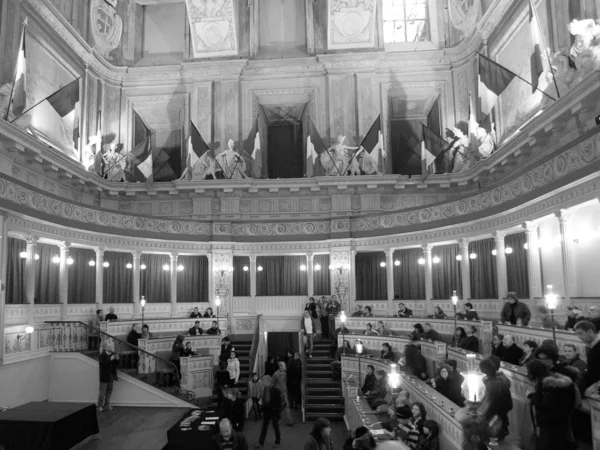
[90, 0, 123, 60]
[448, 0, 480, 41]
[185, 0, 238, 58]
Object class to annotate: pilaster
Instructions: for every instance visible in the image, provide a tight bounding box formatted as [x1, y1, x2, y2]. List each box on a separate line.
[95, 247, 104, 307]
[132, 250, 141, 318]
[0, 211, 8, 365]
[24, 235, 38, 322]
[494, 231, 508, 301]
[307, 253, 314, 297]
[524, 222, 543, 300]
[459, 238, 471, 300]
[58, 241, 70, 320]
[350, 249, 357, 313]
[249, 253, 257, 299]
[422, 244, 433, 314]
[170, 253, 178, 317]
[557, 209, 578, 305]
[330, 246, 352, 313]
[385, 248, 394, 314]
[212, 250, 233, 326]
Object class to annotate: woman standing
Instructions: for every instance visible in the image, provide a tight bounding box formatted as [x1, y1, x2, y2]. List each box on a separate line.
[227, 350, 240, 387]
[287, 352, 302, 409]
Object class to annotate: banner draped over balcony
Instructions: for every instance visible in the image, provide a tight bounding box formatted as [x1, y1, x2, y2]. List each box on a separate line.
[141, 254, 170, 303]
[506, 233, 529, 298]
[233, 256, 250, 296]
[103, 251, 133, 304]
[356, 252, 387, 301]
[68, 247, 96, 304]
[313, 254, 331, 296]
[6, 237, 25, 304]
[177, 255, 209, 303]
[256, 256, 308, 296]
[393, 249, 426, 300]
[35, 242, 59, 304]
[432, 244, 462, 300]
[469, 238, 498, 299]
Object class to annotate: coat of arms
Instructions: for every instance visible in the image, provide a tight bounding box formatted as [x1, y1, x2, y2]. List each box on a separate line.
[448, 0, 480, 40]
[90, 0, 123, 60]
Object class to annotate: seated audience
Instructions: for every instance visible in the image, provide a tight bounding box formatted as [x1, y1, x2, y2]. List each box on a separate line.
[363, 306, 374, 317]
[366, 370, 388, 408]
[422, 323, 441, 342]
[331, 340, 355, 381]
[206, 320, 221, 335]
[380, 343, 395, 361]
[409, 323, 426, 341]
[430, 306, 447, 319]
[402, 344, 427, 380]
[445, 359, 465, 406]
[189, 320, 204, 336]
[127, 323, 141, 347]
[329, 324, 350, 357]
[588, 305, 600, 331]
[141, 324, 152, 339]
[538, 306, 561, 329]
[189, 307, 202, 318]
[105, 307, 118, 322]
[565, 306, 586, 330]
[519, 340, 537, 366]
[376, 320, 392, 336]
[500, 292, 531, 326]
[363, 323, 378, 336]
[500, 334, 523, 365]
[456, 302, 478, 321]
[574, 321, 600, 389]
[183, 341, 197, 356]
[416, 419, 440, 450]
[479, 358, 513, 439]
[410, 402, 427, 435]
[361, 364, 377, 394]
[451, 327, 466, 348]
[343, 426, 376, 450]
[459, 326, 479, 353]
[351, 305, 364, 317]
[491, 334, 505, 359]
[429, 365, 454, 401]
[397, 303, 413, 318]
[203, 307, 215, 318]
[394, 405, 421, 448]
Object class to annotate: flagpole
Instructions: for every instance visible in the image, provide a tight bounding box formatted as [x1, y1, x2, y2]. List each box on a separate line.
[4, 18, 27, 121]
[9, 76, 82, 124]
[529, 0, 561, 98]
[344, 115, 380, 175]
[479, 53, 556, 101]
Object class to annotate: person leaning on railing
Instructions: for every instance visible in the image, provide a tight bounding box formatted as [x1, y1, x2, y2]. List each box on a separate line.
[206, 320, 222, 335]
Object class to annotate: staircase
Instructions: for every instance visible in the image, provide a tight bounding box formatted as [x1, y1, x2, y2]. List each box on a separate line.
[305, 338, 344, 422]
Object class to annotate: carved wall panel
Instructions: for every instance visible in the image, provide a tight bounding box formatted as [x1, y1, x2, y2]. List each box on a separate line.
[327, 0, 377, 50]
[105, 84, 121, 144]
[330, 248, 351, 312]
[193, 82, 213, 144]
[357, 74, 376, 137]
[185, 0, 238, 58]
[89, 0, 122, 60]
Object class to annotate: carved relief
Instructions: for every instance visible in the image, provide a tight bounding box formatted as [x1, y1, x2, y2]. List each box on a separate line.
[330, 250, 351, 312]
[89, 0, 123, 60]
[214, 253, 232, 313]
[448, 0, 480, 41]
[185, 0, 238, 58]
[328, 0, 377, 50]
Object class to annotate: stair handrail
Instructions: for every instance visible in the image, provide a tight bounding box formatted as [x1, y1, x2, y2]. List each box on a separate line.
[44, 320, 182, 379]
[299, 330, 306, 423]
[248, 315, 262, 378]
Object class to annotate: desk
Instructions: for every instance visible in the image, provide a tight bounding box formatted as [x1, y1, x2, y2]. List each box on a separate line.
[0, 402, 99, 450]
[165, 408, 220, 450]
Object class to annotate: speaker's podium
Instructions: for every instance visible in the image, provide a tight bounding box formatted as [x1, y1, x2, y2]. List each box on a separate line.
[0, 402, 99, 450]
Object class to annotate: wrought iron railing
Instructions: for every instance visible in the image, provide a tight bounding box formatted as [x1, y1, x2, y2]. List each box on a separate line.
[45, 321, 196, 405]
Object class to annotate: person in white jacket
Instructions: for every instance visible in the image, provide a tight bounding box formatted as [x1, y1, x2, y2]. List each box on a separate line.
[227, 350, 240, 386]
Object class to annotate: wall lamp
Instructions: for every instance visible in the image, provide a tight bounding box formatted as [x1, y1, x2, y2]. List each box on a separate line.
[17, 326, 34, 341]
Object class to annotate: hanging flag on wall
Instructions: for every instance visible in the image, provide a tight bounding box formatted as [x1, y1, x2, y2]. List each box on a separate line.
[8, 18, 28, 119]
[46, 78, 80, 150]
[306, 117, 325, 177]
[528, 0, 544, 93]
[421, 124, 448, 178]
[126, 111, 153, 180]
[360, 115, 385, 173]
[478, 53, 516, 116]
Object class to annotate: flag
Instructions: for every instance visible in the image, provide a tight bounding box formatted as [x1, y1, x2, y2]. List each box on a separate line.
[529, 0, 543, 93]
[468, 92, 479, 158]
[247, 121, 260, 160]
[306, 117, 326, 177]
[11, 20, 27, 118]
[127, 111, 153, 179]
[421, 124, 447, 176]
[361, 115, 385, 172]
[47, 79, 79, 118]
[478, 54, 516, 116]
[186, 121, 209, 172]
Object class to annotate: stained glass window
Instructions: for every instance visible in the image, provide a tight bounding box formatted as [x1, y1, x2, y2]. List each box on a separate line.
[383, 0, 430, 43]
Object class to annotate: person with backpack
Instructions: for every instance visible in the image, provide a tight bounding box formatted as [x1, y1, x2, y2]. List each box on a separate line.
[255, 376, 282, 449]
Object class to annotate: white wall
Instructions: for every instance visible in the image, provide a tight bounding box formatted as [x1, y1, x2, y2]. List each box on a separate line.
[0, 356, 50, 408]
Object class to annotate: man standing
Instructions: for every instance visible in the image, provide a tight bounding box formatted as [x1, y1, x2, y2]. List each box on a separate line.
[301, 311, 315, 358]
[89, 309, 104, 350]
[500, 334, 524, 365]
[220, 336, 233, 364]
[98, 344, 119, 412]
[327, 295, 341, 339]
[317, 296, 330, 339]
[500, 292, 531, 326]
[189, 320, 204, 336]
[212, 418, 249, 450]
[255, 376, 281, 449]
[574, 321, 600, 390]
[273, 361, 294, 426]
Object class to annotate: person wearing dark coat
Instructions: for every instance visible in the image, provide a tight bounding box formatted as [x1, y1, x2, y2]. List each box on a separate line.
[265, 356, 278, 377]
[519, 340, 538, 366]
[459, 326, 479, 353]
[304, 297, 318, 319]
[366, 370, 388, 408]
[526, 360, 578, 450]
[445, 359, 465, 407]
[456, 302, 479, 321]
[212, 418, 249, 450]
[303, 417, 334, 450]
[287, 353, 302, 409]
[403, 344, 427, 380]
[500, 335, 524, 365]
[380, 343, 395, 361]
[491, 334, 506, 360]
[189, 307, 202, 318]
[574, 321, 600, 389]
[396, 303, 413, 318]
[256, 376, 282, 448]
[126, 323, 141, 347]
[416, 419, 440, 450]
[188, 320, 204, 336]
[361, 365, 377, 394]
[565, 306, 586, 330]
[479, 358, 513, 440]
[500, 292, 531, 325]
[430, 365, 456, 404]
[97, 347, 119, 411]
[219, 337, 233, 363]
[169, 335, 185, 382]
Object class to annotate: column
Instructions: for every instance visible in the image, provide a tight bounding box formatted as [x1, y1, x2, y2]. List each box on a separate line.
[385, 249, 394, 314]
[95, 247, 104, 307]
[0, 211, 9, 365]
[307, 253, 314, 297]
[422, 244, 433, 314]
[170, 253, 178, 317]
[249, 254, 257, 299]
[459, 238, 471, 300]
[557, 209, 578, 306]
[524, 222, 543, 300]
[24, 236, 38, 322]
[494, 231, 508, 300]
[350, 249, 357, 313]
[58, 242, 70, 320]
[207, 252, 214, 308]
[132, 250, 141, 318]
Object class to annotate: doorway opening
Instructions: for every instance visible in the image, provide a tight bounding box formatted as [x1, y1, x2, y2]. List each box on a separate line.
[267, 123, 304, 179]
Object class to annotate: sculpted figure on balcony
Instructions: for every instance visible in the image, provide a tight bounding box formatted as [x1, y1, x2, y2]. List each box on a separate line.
[448, 122, 471, 173]
[191, 151, 218, 181]
[567, 19, 600, 75]
[215, 139, 250, 179]
[475, 122, 496, 160]
[321, 135, 363, 176]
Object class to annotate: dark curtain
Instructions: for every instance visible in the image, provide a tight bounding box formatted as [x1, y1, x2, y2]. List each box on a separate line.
[233, 256, 250, 296]
[68, 248, 96, 304]
[393, 248, 426, 300]
[35, 243, 60, 304]
[432, 244, 462, 299]
[356, 252, 387, 300]
[6, 238, 25, 304]
[469, 239, 498, 299]
[103, 251, 133, 304]
[313, 254, 330, 296]
[256, 256, 307, 296]
[141, 254, 170, 303]
[267, 123, 304, 179]
[177, 255, 208, 303]
[506, 233, 529, 298]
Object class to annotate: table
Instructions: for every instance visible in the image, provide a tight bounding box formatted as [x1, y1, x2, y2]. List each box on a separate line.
[165, 408, 220, 450]
[0, 402, 99, 450]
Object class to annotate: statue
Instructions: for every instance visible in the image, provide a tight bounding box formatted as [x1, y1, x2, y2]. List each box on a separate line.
[448, 122, 471, 173]
[562, 18, 600, 85]
[82, 134, 102, 172]
[215, 139, 249, 179]
[103, 143, 127, 182]
[320, 135, 364, 176]
[475, 122, 496, 160]
[191, 151, 218, 181]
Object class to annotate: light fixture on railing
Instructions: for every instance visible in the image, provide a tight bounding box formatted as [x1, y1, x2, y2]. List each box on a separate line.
[492, 249, 497, 256]
[51, 255, 60, 264]
[380, 261, 386, 268]
[469, 253, 477, 260]
[140, 264, 147, 270]
[89, 260, 96, 267]
[417, 257, 425, 265]
[215, 295, 221, 324]
[314, 264, 321, 271]
[66, 257, 74, 265]
[355, 339, 363, 399]
[126, 263, 133, 269]
[19, 251, 27, 259]
[461, 354, 486, 403]
[456, 255, 462, 261]
[545, 284, 558, 343]
[504, 247, 513, 254]
[432, 256, 441, 264]
[140, 295, 146, 327]
[388, 363, 401, 394]
[394, 260, 400, 266]
[257, 265, 263, 272]
[451, 290, 459, 334]
[103, 261, 110, 268]
[300, 264, 307, 271]
[243, 265, 249, 272]
[340, 311, 347, 355]
[163, 263, 170, 271]
[34, 253, 39, 260]
[16, 326, 34, 341]
[177, 264, 184, 272]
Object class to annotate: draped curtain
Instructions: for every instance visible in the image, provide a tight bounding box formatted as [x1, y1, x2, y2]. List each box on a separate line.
[393, 248, 426, 300]
[313, 254, 330, 296]
[505, 233, 529, 298]
[432, 244, 462, 299]
[103, 251, 133, 304]
[356, 252, 387, 300]
[6, 237, 25, 304]
[256, 256, 308, 296]
[141, 254, 170, 303]
[68, 247, 96, 303]
[35, 243, 60, 304]
[177, 255, 208, 303]
[233, 256, 250, 296]
[469, 239, 498, 299]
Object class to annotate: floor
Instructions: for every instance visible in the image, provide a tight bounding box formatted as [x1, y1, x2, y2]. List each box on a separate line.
[77, 406, 349, 450]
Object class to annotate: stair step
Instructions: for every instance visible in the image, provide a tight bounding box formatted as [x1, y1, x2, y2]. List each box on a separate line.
[307, 397, 343, 405]
[305, 413, 345, 422]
